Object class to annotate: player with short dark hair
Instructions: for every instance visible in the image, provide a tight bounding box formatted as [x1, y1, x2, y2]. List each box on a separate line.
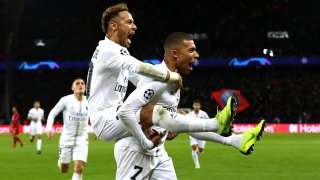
[115, 32, 265, 179]
[46, 78, 89, 180]
[86, 3, 183, 150]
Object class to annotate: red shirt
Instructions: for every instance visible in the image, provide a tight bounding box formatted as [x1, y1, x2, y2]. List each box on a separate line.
[12, 112, 20, 128]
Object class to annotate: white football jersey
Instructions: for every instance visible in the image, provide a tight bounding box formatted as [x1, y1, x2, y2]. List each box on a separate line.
[188, 110, 209, 119]
[46, 94, 89, 146]
[117, 61, 180, 156]
[28, 108, 44, 125]
[86, 37, 142, 114]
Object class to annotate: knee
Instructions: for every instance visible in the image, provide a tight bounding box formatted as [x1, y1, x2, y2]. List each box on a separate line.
[191, 145, 198, 151]
[74, 163, 84, 174]
[198, 148, 204, 153]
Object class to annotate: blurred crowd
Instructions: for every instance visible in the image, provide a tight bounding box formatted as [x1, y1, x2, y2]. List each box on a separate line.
[1, 0, 320, 61]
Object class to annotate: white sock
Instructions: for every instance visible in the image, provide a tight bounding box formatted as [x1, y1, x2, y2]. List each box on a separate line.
[72, 173, 82, 180]
[37, 139, 42, 151]
[152, 105, 219, 133]
[192, 150, 199, 166]
[189, 132, 243, 148]
[227, 134, 243, 148]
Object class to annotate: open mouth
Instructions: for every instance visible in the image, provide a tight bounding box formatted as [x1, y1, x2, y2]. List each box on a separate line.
[127, 33, 134, 45]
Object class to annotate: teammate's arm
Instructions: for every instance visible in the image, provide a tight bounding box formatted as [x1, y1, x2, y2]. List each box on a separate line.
[101, 51, 182, 87]
[117, 80, 167, 150]
[46, 98, 65, 140]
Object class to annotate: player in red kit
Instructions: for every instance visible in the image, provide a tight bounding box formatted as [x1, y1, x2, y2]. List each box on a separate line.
[12, 106, 24, 148]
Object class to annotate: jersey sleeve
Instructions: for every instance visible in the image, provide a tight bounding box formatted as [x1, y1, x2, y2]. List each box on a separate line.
[117, 79, 167, 128]
[27, 109, 32, 118]
[99, 50, 178, 82]
[46, 97, 66, 131]
[128, 72, 142, 86]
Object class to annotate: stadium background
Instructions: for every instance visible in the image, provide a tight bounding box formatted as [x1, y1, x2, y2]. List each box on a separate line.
[1, 0, 320, 179]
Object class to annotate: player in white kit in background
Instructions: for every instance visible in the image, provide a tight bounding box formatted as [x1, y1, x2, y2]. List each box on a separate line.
[27, 100, 44, 154]
[86, 3, 182, 150]
[46, 78, 89, 180]
[188, 100, 209, 169]
[115, 32, 266, 179]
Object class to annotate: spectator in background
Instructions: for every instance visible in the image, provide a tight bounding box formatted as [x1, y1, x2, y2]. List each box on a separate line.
[11, 106, 24, 148]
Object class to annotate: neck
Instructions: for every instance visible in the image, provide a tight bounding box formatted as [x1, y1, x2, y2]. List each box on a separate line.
[164, 58, 177, 72]
[74, 93, 84, 101]
[194, 110, 199, 114]
[107, 33, 119, 45]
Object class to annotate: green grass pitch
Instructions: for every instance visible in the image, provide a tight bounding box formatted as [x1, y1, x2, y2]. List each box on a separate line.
[1, 133, 319, 179]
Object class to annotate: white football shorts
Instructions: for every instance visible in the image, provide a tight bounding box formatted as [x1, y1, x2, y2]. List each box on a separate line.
[189, 136, 206, 149]
[59, 144, 88, 163]
[30, 121, 43, 135]
[114, 142, 177, 180]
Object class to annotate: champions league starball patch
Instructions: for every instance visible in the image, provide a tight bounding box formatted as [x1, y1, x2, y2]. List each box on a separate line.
[120, 48, 129, 55]
[144, 89, 154, 100]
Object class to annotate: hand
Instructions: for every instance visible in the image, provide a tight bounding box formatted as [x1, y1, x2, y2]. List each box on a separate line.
[173, 74, 183, 93]
[166, 131, 178, 141]
[147, 129, 164, 147]
[47, 131, 53, 140]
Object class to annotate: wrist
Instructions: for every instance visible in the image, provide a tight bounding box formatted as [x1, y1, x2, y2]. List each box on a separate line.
[167, 72, 179, 82]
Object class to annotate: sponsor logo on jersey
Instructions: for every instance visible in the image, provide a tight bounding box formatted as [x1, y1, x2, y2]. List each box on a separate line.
[69, 112, 88, 122]
[114, 82, 127, 93]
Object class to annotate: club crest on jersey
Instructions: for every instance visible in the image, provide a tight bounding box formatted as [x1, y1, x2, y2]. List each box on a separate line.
[120, 48, 129, 55]
[144, 89, 154, 100]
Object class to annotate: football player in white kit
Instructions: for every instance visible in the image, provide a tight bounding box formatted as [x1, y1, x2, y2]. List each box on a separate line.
[27, 100, 45, 154]
[188, 99, 209, 169]
[46, 78, 88, 180]
[115, 32, 266, 179]
[86, 3, 184, 150]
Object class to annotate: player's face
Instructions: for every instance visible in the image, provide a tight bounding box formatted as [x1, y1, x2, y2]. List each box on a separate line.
[12, 107, 17, 113]
[72, 79, 85, 94]
[34, 102, 40, 108]
[175, 40, 199, 75]
[193, 103, 201, 112]
[115, 11, 137, 48]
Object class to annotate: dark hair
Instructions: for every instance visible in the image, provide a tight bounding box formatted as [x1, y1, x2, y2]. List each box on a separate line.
[101, 3, 129, 34]
[193, 99, 201, 105]
[164, 32, 193, 52]
[72, 77, 84, 83]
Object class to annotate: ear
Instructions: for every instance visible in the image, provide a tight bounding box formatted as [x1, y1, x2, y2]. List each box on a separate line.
[171, 49, 179, 59]
[109, 21, 117, 32]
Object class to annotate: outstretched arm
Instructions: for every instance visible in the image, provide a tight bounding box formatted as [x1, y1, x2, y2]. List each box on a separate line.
[46, 98, 65, 140]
